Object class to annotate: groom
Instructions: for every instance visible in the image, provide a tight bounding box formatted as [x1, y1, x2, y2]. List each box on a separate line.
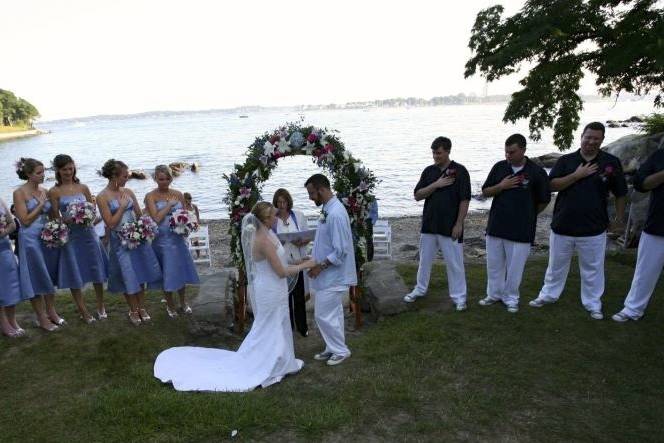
[305, 174, 356, 366]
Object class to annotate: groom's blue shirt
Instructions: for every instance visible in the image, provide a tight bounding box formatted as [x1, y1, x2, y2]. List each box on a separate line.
[311, 197, 357, 290]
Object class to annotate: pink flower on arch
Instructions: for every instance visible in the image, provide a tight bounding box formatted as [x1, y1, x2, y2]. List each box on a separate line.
[239, 187, 251, 199]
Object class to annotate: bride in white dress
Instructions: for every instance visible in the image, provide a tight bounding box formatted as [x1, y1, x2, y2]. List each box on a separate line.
[154, 202, 315, 392]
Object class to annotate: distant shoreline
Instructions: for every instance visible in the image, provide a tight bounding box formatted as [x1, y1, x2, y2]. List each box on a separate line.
[40, 94, 653, 124]
[0, 128, 47, 142]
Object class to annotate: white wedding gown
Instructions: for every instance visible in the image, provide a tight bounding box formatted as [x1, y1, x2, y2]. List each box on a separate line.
[154, 243, 304, 392]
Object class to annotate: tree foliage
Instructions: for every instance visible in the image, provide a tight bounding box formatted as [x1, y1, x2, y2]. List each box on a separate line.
[0, 89, 40, 127]
[640, 112, 664, 135]
[465, 0, 664, 150]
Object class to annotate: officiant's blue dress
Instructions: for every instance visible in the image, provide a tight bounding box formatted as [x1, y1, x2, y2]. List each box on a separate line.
[0, 205, 24, 307]
[148, 200, 199, 292]
[107, 199, 161, 295]
[18, 197, 58, 298]
[56, 193, 108, 289]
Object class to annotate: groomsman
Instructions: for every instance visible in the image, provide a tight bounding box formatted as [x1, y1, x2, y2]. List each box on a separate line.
[403, 136, 471, 311]
[479, 134, 551, 313]
[612, 148, 664, 322]
[529, 122, 627, 319]
[305, 174, 356, 366]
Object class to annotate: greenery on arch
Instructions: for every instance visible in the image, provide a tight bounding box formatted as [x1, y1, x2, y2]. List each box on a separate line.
[223, 122, 379, 272]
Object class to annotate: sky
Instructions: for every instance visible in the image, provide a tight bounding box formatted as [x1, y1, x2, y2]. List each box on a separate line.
[2, 0, 600, 120]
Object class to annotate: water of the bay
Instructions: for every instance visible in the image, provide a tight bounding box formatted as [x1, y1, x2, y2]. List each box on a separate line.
[0, 100, 654, 218]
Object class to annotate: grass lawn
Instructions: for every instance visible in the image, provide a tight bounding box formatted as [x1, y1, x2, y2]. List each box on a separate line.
[1, 253, 663, 442]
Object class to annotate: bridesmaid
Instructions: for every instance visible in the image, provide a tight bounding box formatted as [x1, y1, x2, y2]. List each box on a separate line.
[146, 165, 199, 317]
[49, 154, 108, 322]
[97, 159, 162, 326]
[12, 158, 63, 331]
[0, 197, 26, 337]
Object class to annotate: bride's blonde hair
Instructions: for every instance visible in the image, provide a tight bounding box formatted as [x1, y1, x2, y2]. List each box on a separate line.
[251, 201, 274, 225]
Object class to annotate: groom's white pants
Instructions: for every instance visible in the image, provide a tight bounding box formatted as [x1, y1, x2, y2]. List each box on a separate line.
[314, 287, 350, 357]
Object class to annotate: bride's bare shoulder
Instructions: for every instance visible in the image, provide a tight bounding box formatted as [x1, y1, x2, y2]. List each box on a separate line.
[252, 231, 270, 258]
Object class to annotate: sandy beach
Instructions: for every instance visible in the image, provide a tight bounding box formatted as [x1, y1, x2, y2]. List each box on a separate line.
[0, 129, 46, 142]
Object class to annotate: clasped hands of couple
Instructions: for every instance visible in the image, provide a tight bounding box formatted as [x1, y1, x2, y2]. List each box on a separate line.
[290, 255, 329, 278]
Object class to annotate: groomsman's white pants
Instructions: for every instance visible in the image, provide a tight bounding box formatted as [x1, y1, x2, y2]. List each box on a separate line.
[620, 232, 664, 319]
[413, 233, 467, 304]
[537, 231, 606, 311]
[485, 235, 531, 307]
[314, 287, 350, 357]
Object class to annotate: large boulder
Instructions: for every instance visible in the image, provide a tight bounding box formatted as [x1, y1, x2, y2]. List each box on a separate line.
[602, 132, 664, 247]
[602, 132, 664, 174]
[532, 152, 563, 168]
[361, 261, 414, 319]
[186, 269, 236, 337]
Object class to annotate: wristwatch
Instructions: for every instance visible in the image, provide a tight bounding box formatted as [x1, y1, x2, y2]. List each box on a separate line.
[319, 261, 329, 270]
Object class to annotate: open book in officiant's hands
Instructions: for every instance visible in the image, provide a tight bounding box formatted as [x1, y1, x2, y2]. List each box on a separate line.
[276, 229, 316, 245]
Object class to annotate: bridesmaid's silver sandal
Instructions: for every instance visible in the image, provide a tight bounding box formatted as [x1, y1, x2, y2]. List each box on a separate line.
[80, 315, 97, 324]
[166, 306, 179, 318]
[33, 320, 59, 332]
[128, 311, 142, 326]
[139, 309, 151, 322]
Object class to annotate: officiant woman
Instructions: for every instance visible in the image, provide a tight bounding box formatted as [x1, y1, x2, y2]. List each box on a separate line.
[272, 188, 309, 337]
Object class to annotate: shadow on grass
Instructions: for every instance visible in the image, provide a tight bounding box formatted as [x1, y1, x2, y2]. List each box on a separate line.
[1, 256, 663, 442]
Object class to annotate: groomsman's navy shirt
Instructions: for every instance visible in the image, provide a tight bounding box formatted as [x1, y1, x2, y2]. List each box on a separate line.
[634, 149, 664, 237]
[415, 160, 471, 242]
[549, 149, 628, 237]
[482, 158, 551, 244]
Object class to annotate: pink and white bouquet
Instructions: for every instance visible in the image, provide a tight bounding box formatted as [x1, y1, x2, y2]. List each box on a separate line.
[41, 220, 70, 248]
[169, 209, 199, 236]
[66, 201, 97, 227]
[119, 216, 158, 249]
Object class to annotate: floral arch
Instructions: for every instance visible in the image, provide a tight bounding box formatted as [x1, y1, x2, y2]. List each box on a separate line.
[223, 122, 379, 273]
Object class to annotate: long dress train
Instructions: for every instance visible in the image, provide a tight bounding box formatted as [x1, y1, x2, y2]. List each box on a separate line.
[153, 243, 303, 392]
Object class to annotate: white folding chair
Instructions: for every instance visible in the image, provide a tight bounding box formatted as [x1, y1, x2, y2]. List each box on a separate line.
[188, 224, 212, 267]
[372, 219, 392, 259]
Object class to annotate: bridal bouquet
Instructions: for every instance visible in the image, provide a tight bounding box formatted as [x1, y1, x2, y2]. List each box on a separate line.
[41, 220, 70, 248]
[66, 201, 97, 227]
[119, 215, 158, 249]
[169, 209, 199, 237]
